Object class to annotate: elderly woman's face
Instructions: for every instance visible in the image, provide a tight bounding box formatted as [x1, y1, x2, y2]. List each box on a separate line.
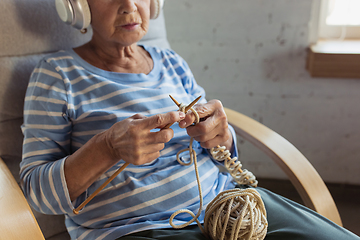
[88, 0, 150, 46]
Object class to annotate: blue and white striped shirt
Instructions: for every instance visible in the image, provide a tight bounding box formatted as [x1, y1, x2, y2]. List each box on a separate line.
[21, 46, 237, 240]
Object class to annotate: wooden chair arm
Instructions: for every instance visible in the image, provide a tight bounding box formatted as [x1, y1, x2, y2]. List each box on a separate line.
[224, 107, 342, 226]
[0, 157, 45, 240]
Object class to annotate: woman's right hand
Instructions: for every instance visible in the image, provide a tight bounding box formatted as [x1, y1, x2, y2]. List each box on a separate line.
[104, 111, 185, 165]
[65, 111, 184, 200]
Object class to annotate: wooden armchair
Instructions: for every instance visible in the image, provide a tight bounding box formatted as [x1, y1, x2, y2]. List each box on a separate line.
[0, 109, 342, 239]
[0, 0, 341, 239]
[224, 108, 342, 226]
[0, 158, 45, 240]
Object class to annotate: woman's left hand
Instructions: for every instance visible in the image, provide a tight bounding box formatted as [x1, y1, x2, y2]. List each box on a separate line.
[179, 99, 233, 150]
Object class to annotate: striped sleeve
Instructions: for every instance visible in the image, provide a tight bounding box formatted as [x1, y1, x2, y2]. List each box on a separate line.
[163, 49, 207, 104]
[20, 58, 79, 215]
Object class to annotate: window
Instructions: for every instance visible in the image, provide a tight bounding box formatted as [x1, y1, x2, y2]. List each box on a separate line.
[319, 0, 360, 40]
[307, 0, 360, 78]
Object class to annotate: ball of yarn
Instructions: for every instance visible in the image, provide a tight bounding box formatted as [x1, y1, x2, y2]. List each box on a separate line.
[204, 188, 268, 240]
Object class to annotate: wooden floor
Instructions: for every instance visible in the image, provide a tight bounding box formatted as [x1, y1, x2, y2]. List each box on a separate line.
[258, 178, 360, 237]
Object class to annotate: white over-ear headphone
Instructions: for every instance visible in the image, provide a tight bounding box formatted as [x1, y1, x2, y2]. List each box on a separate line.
[55, 0, 164, 30]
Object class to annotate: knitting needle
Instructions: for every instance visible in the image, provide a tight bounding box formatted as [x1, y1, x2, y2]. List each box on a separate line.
[163, 95, 202, 129]
[170, 95, 202, 112]
[73, 162, 129, 214]
[169, 95, 180, 107]
[73, 96, 201, 214]
[168, 95, 254, 186]
[186, 96, 202, 112]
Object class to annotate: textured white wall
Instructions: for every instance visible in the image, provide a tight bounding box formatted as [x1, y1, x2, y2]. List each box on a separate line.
[164, 0, 360, 185]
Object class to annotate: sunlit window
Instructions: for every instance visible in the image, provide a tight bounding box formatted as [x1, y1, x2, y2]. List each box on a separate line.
[317, 0, 360, 40]
[307, 0, 360, 79]
[326, 0, 360, 26]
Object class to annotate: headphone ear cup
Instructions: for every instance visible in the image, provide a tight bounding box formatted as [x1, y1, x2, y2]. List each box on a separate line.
[149, 0, 164, 19]
[55, 0, 91, 30]
[73, 0, 91, 30]
[55, 0, 74, 25]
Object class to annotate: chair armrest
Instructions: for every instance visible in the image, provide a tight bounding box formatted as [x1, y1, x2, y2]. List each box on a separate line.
[0, 157, 45, 239]
[224, 108, 342, 226]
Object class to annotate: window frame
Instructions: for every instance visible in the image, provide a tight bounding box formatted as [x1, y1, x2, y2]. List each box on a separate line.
[307, 0, 360, 79]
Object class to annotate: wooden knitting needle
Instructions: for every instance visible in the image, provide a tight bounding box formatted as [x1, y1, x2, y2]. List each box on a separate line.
[168, 95, 254, 185]
[73, 162, 129, 214]
[170, 95, 201, 112]
[163, 95, 202, 129]
[73, 95, 202, 214]
[169, 95, 180, 107]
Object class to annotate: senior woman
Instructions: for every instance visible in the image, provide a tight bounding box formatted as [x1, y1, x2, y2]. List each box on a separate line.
[20, 0, 360, 240]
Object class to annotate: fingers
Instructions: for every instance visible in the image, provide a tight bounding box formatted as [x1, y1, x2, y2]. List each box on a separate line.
[148, 128, 175, 143]
[120, 145, 163, 165]
[187, 118, 230, 148]
[142, 111, 185, 129]
[195, 128, 232, 149]
[178, 99, 232, 149]
[179, 99, 224, 128]
[122, 131, 174, 165]
[114, 134, 170, 166]
[187, 121, 220, 141]
[130, 113, 148, 120]
[106, 112, 183, 166]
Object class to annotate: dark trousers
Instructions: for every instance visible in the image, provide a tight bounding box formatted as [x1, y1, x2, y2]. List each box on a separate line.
[118, 187, 359, 240]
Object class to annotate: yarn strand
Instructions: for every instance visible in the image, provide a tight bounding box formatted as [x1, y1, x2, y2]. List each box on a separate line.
[210, 146, 258, 187]
[169, 97, 268, 240]
[169, 103, 206, 233]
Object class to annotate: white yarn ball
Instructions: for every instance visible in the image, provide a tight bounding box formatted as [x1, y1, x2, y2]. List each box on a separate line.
[204, 188, 268, 240]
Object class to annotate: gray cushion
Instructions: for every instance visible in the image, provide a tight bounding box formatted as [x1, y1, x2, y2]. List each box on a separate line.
[0, 55, 45, 168]
[0, 0, 91, 57]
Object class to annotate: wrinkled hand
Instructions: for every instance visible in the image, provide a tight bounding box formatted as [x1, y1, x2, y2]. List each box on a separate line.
[104, 111, 185, 165]
[179, 100, 233, 150]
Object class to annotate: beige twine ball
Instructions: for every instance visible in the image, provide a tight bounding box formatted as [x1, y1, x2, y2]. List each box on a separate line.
[204, 188, 268, 240]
